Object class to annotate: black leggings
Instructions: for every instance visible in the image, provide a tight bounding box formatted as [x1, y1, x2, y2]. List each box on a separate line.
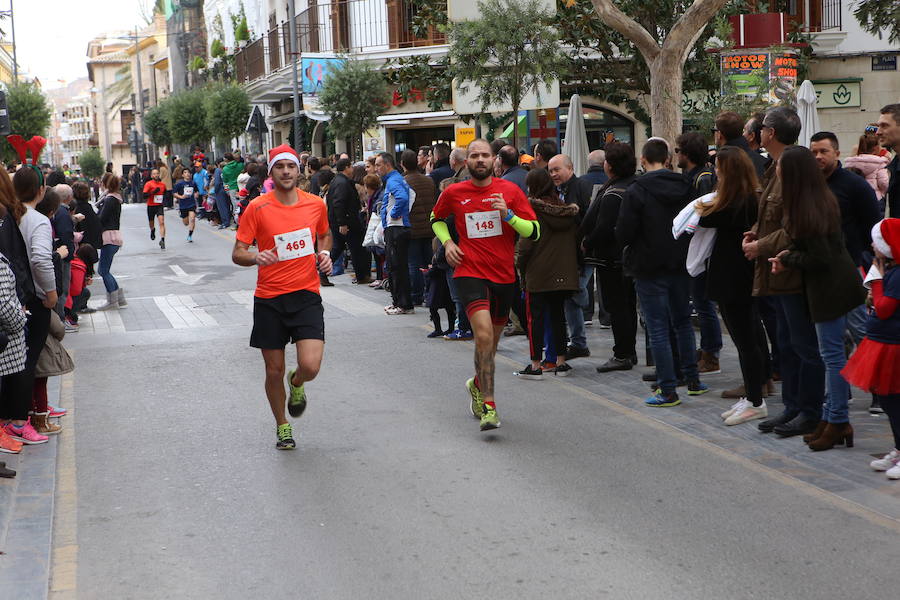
[526, 291, 570, 362]
[879, 394, 900, 449]
[0, 302, 51, 420]
[719, 298, 766, 406]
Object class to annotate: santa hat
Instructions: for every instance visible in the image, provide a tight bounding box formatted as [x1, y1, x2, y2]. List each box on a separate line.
[267, 144, 300, 173]
[871, 218, 900, 259]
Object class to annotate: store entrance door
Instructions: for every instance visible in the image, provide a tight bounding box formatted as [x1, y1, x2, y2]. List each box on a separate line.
[392, 126, 455, 157]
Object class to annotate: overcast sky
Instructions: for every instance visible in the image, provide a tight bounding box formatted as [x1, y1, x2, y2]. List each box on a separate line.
[10, 0, 152, 90]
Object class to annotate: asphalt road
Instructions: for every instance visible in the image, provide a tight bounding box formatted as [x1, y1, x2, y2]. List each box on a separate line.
[58, 203, 900, 600]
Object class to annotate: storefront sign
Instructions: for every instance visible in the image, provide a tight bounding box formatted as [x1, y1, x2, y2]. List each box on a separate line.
[455, 127, 476, 148]
[812, 81, 862, 109]
[872, 55, 897, 72]
[363, 128, 385, 159]
[721, 50, 797, 103]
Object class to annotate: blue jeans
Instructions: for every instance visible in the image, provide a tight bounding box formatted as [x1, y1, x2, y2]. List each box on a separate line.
[635, 273, 699, 394]
[445, 268, 471, 332]
[215, 193, 231, 227]
[816, 315, 851, 423]
[408, 237, 432, 305]
[691, 272, 722, 354]
[774, 294, 825, 420]
[564, 266, 595, 349]
[98, 244, 120, 292]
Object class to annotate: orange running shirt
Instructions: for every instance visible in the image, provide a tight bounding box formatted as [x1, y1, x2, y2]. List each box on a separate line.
[237, 189, 330, 298]
[143, 180, 167, 206]
[432, 178, 535, 284]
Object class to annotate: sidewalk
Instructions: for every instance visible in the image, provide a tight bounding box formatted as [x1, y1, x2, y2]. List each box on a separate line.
[0, 377, 63, 600]
[493, 318, 900, 521]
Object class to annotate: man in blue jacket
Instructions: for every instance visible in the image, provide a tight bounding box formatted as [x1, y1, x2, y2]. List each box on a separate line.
[376, 152, 414, 315]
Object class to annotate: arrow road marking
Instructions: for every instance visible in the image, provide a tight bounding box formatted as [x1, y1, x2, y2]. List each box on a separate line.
[164, 264, 207, 285]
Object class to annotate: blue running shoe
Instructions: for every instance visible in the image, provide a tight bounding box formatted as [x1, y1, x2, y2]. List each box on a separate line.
[646, 391, 681, 407]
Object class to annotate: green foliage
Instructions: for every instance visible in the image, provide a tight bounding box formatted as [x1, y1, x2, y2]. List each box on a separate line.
[408, 0, 448, 39]
[317, 58, 389, 155]
[210, 39, 226, 59]
[383, 54, 451, 112]
[231, 5, 251, 41]
[143, 103, 172, 148]
[166, 89, 211, 145]
[204, 83, 250, 144]
[853, 0, 899, 45]
[557, 0, 747, 128]
[448, 0, 567, 146]
[1, 82, 52, 164]
[78, 147, 105, 179]
[188, 56, 207, 71]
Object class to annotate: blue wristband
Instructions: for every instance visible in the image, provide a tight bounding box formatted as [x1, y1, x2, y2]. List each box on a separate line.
[503, 209, 515, 222]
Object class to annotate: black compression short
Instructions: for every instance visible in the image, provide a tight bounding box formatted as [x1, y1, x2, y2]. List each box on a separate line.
[454, 276, 514, 325]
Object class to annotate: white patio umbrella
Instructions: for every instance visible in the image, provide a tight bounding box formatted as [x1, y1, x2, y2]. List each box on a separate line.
[796, 80, 820, 148]
[562, 94, 590, 177]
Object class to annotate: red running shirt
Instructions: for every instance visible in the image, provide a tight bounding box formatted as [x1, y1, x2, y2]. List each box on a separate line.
[432, 178, 535, 284]
[143, 180, 167, 206]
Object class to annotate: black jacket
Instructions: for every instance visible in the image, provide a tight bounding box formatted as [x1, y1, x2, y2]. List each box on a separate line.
[557, 174, 593, 226]
[326, 173, 358, 230]
[615, 169, 693, 279]
[698, 195, 758, 303]
[74, 200, 102, 251]
[826, 163, 880, 267]
[886, 154, 899, 218]
[0, 214, 36, 304]
[685, 164, 715, 199]
[98, 194, 121, 232]
[723, 136, 768, 180]
[581, 175, 636, 265]
[429, 159, 453, 190]
[501, 165, 528, 194]
[780, 232, 867, 322]
[52, 205, 74, 262]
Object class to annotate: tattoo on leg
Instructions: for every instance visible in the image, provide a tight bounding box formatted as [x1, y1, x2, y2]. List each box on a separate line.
[474, 347, 495, 399]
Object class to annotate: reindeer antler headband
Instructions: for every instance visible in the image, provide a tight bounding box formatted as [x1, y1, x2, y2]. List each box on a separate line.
[6, 135, 47, 186]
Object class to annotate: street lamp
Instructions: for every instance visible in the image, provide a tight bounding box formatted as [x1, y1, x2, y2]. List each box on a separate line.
[0, 0, 19, 83]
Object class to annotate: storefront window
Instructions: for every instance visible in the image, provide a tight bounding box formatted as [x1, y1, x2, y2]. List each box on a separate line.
[559, 105, 635, 150]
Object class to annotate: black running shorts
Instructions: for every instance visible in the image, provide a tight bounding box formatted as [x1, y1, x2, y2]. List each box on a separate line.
[179, 207, 196, 219]
[250, 290, 325, 349]
[454, 276, 515, 325]
[147, 205, 164, 220]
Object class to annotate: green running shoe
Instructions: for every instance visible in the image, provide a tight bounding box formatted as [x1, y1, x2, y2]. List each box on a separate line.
[287, 369, 307, 418]
[466, 377, 484, 419]
[276, 423, 296, 450]
[480, 404, 500, 431]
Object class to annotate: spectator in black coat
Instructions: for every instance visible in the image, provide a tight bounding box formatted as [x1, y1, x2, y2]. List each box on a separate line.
[71, 181, 102, 251]
[714, 111, 768, 179]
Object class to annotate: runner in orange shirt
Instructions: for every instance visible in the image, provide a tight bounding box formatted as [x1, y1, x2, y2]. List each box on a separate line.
[232, 145, 333, 450]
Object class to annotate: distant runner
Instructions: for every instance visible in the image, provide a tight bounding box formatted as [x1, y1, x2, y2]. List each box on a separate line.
[431, 139, 539, 431]
[232, 145, 333, 450]
[173, 167, 197, 242]
[143, 168, 167, 250]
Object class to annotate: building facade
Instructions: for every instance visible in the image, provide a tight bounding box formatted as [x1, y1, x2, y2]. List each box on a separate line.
[88, 34, 139, 177]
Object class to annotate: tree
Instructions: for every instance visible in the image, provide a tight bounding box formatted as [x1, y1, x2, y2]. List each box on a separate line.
[204, 83, 250, 147]
[584, 0, 730, 144]
[78, 147, 105, 179]
[143, 102, 173, 151]
[316, 58, 389, 159]
[166, 88, 211, 146]
[448, 0, 567, 149]
[853, 0, 899, 45]
[1, 82, 52, 164]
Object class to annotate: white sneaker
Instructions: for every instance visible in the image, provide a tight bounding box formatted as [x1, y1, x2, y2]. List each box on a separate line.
[725, 400, 768, 426]
[887, 462, 900, 480]
[871, 449, 900, 471]
[721, 398, 748, 420]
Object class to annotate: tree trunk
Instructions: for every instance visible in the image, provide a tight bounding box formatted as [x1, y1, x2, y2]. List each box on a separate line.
[648, 53, 685, 147]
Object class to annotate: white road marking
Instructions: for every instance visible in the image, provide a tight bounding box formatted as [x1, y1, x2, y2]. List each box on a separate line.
[319, 286, 385, 316]
[153, 295, 217, 328]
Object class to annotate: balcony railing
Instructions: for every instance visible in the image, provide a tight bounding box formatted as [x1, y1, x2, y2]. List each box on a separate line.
[235, 0, 446, 84]
[783, 0, 842, 33]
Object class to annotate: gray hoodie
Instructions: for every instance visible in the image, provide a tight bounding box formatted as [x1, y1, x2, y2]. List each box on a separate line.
[18, 206, 55, 300]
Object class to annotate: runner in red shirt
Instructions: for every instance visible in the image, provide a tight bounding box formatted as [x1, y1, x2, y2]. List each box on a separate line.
[431, 139, 539, 431]
[232, 145, 333, 450]
[142, 168, 167, 249]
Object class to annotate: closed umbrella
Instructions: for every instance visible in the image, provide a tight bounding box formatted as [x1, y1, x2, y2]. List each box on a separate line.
[563, 94, 589, 177]
[796, 80, 820, 148]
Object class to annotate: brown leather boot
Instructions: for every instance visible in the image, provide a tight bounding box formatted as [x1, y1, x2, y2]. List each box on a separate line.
[31, 412, 61, 436]
[808, 422, 853, 452]
[803, 420, 828, 444]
